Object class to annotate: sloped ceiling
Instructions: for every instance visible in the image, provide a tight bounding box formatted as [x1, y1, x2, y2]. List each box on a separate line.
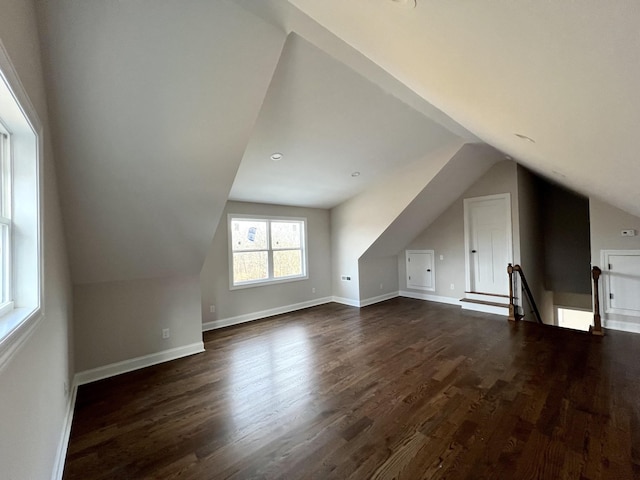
[38, 0, 479, 284]
[230, 33, 461, 209]
[287, 0, 640, 218]
[38, 0, 286, 284]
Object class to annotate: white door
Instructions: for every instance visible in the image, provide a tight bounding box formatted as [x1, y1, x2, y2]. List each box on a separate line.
[464, 194, 512, 295]
[406, 250, 434, 291]
[605, 252, 640, 316]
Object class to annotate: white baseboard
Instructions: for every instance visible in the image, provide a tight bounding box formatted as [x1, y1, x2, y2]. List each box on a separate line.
[331, 296, 360, 307]
[51, 379, 78, 480]
[360, 291, 399, 307]
[399, 290, 462, 306]
[202, 297, 333, 331]
[604, 319, 640, 334]
[74, 342, 205, 386]
[461, 301, 509, 316]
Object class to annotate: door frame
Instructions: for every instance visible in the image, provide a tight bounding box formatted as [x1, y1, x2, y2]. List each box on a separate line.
[463, 193, 513, 293]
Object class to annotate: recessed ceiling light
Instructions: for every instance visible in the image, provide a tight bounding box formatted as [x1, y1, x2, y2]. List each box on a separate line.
[390, 0, 417, 8]
[270, 152, 283, 161]
[351, 171, 361, 177]
[514, 133, 536, 143]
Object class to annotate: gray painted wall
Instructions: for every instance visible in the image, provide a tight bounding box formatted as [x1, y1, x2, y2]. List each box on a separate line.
[74, 275, 202, 372]
[516, 165, 553, 322]
[358, 256, 399, 301]
[540, 180, 591, 294]
[201, 201, 332, 324]
[399, 160, 520, 300]
[0, 0, 74, 478]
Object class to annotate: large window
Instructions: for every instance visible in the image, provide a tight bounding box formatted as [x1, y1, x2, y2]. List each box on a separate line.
[0, 42, 42, 369]
[229, 215, 307, 288]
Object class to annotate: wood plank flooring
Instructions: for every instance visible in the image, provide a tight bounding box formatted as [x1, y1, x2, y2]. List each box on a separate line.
[63, 298, 640, 479]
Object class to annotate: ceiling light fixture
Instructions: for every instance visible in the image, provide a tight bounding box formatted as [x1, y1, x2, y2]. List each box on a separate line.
[514, 133, 536, 143]
[351, 171, 361, 177]
[270, 152, 283, 161]
[389, 0, 416, 8]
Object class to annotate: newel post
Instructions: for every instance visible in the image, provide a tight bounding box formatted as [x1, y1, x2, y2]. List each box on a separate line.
[590, 266, 605, 336]
[507, 263, 516, 322]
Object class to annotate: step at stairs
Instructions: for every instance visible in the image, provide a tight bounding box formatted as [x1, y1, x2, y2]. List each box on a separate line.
[460, 292, 510, 316]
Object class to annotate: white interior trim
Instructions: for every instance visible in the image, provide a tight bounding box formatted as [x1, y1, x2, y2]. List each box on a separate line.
[74, 342, 204, 386]
[399, 290, 462, 306]
[202, 297, 333, 331]
[51, 380, 78, 480]
[603, 319, 640, 334]
[360, 291, 399, 307]
[331, 296, 361, 307]
[0, 39, 44, 371]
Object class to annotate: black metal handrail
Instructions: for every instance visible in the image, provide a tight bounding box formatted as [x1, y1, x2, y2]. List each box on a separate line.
[507, 264, 543, 324]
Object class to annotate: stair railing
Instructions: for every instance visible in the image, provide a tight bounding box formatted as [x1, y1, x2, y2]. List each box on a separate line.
[507, 264, 543, 324]
[590, 266, 605, 336]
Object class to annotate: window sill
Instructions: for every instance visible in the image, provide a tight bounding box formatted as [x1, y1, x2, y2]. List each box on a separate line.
[0, 306, 42, 373]
[230, 274, 309, 290]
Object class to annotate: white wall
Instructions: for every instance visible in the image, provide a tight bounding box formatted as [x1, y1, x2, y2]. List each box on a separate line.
[400, 160, 520, 301]
[589, 197, 640, 332]
[0, 1, 73, 479]
[200, 201, 332, 326]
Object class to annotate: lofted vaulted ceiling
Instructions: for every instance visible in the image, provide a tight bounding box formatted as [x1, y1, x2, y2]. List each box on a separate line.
[37, 0, 640, 285]
[287, 0, 640, 217]
[229, 33, 461, 209]
[37, 0, 475, 284]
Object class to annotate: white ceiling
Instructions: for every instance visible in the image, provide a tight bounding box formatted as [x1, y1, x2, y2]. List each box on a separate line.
[37, 0, 640, 284]
[38, 0, 285, 283]
[287, 0, 640, 217]
[229, 33, 461, 208]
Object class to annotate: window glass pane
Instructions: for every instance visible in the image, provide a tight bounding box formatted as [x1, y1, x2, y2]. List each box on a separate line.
[233, 251, 268, 283]
[273, 249, 302, 278]
[271, 221, 301, 249]
[0, 133, 5, 217]
[0, 223, 4, 302]
[231, 220, 267, 251]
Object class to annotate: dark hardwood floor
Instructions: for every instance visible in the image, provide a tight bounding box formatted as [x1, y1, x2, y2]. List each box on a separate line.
[63, 298, 640, 479]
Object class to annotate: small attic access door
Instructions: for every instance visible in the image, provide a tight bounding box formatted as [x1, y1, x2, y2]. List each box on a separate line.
[602, 250, 640, 317]
[406, 250, 435, 291]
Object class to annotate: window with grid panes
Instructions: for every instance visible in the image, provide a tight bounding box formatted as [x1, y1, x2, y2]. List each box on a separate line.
[229, 215, 307, 288]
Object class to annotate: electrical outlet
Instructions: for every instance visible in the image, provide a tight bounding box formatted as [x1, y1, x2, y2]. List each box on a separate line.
[209, 305, 215, 313]
[450, 283, 455, 290]
[162, 328, 170, 339]
[312, 287, 316, 293]
[64, 381, 69, 396]
[440, 255, 444, 260]
[621, 229, 636, 237]
[341, 275, 351, 281]
[380, 283, 384, 290]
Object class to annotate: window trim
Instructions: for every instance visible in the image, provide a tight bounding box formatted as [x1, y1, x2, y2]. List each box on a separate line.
[0, 40, 44, 373]
[0, 125, 13, 314]
[228, 213, 308, 290]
